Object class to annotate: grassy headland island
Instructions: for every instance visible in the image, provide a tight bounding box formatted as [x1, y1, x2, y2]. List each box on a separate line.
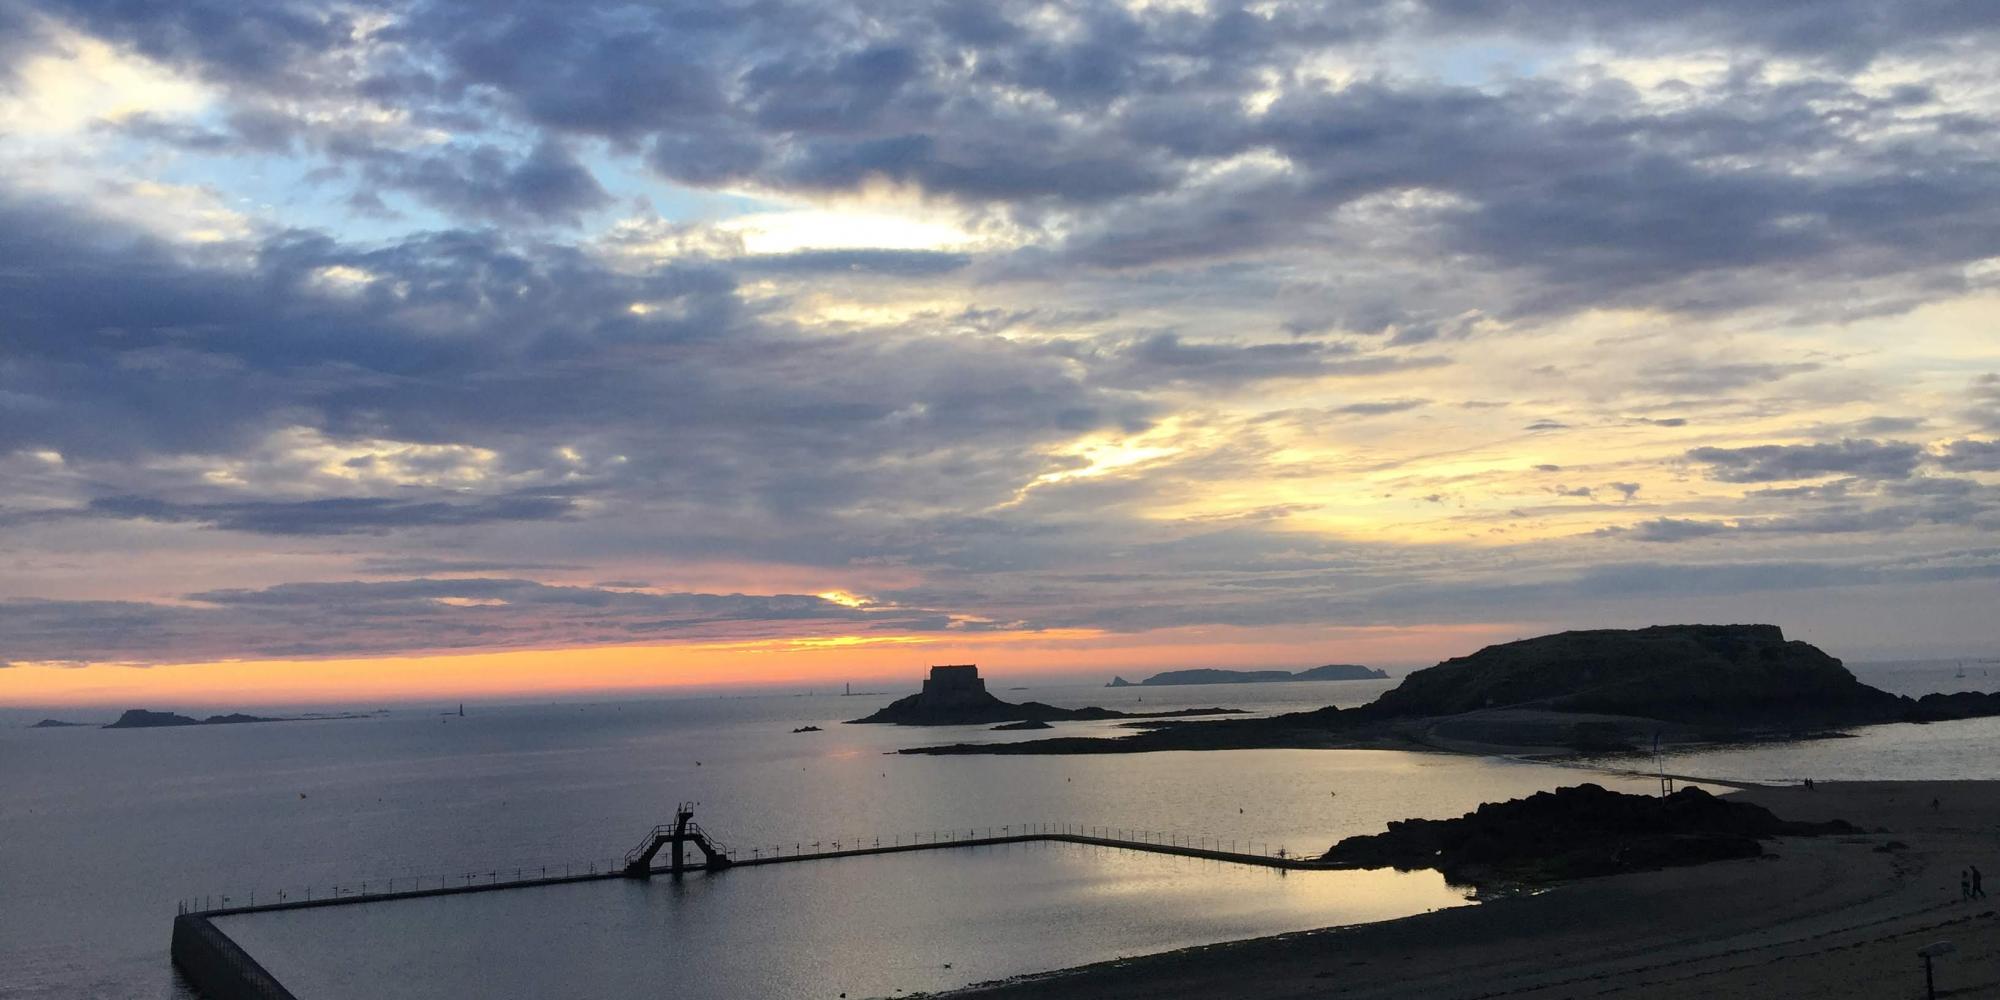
[908, 624, 2000, 757]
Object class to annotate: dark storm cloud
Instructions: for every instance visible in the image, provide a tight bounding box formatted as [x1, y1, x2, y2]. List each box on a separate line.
[0, 578, 952, 664]
[1686, 439, 1925, 482]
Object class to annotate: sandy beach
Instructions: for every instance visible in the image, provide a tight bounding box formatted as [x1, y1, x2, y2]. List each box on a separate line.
[949, 781, 2000, 1000]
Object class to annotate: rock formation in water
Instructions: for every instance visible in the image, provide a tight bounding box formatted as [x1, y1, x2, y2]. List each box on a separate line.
[907, 624, 2000, 755]
[1127, 665, 1387, 686]
[1106, 676, 1134, 687]
[1362, 624, 1904, 727]
[1321, 783, 1858, 888]
[103, 709, 284, 729]
[849, 665, 1244, 726]
[991, 719, 1053, 730]
[29, 718, 87, 728]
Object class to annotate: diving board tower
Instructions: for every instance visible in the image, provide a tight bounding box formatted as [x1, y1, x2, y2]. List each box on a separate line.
[622, 803, 734, 877]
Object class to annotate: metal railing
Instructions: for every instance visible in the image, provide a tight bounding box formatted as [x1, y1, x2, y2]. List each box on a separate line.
[179, 820, 1306, 916]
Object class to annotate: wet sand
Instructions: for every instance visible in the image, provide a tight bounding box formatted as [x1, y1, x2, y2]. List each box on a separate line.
[947, 781, 2000, 1000]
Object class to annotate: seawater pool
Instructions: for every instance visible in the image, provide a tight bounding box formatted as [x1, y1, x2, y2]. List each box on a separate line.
[215, 843, 1470, 999]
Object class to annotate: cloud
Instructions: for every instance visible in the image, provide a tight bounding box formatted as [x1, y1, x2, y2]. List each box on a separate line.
[83, 493, 578, 535]
[1687, 439, 1925, 482]
[347, 139, 614, 227]
[3, 1, 2000, 668]
[1938, 439, 2000, 472]
[0, 578, 955, 664]
[1333, 399, 1429, 416]
[1601, 517, 1730, 542]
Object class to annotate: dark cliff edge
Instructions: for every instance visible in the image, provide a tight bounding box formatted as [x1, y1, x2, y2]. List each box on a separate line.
[906, 625, 2000, 755]
[1320, 783, 1858, 890]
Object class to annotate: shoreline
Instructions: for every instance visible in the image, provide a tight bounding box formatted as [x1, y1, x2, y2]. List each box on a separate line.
[941, 780, 2000, 1000]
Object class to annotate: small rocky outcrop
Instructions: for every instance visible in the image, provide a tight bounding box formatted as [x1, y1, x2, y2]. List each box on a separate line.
[991, 720, 1053, 731]
[850, 665, 1243, 725]
[103, 709, 282, 729]
[30, 718, 86, 728]
[1127, 665, 1387, 686]
[1106, 676, 1134, 688]
[105, 710, 204, 728]
[1906, 690, 2000, 721]
[791, 725, 823, 733]
[1322, 784, 1858, 888]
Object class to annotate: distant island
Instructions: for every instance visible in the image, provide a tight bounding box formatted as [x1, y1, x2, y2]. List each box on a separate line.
[29, 718, 87, 728]
[849, 665, 1245, 726]
[104, 710, 284, 729]
[908, 624, 2000, 756]
[101, 708, 379, 729]
[1109, 664, 1386, 687]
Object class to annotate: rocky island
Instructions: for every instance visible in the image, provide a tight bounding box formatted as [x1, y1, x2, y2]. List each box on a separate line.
[29, 718, 88, 728]
[908, 624, 2000, 755]
[848, 665, 1244, 726]
[101, 708, 378, 729]
[1109, 664, 1386, 687]
[1320, 783, 1857, 890]
[104, 709, 286, 728]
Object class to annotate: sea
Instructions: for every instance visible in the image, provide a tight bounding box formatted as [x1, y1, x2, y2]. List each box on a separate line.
[1, 659, 1991, 999]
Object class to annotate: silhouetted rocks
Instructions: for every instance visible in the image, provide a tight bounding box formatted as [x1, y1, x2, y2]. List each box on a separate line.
[104, 709, 284, 729]
[791, 725, 823, 733]
[1322, 784, 1858, 888]
[1363, 625, 1903, 727]
[1119, 665, 1387, 686]
[849, 665, 1244, 726]
[992, 720, 1052, 730]
[1907, 690, 2000, 721]
[907, 624, 2000, 755]
[105, 710, 204, 728]
[29, 718, 86, 728]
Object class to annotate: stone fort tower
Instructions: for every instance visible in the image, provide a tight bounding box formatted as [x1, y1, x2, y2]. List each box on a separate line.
[918, 664, 988, 706]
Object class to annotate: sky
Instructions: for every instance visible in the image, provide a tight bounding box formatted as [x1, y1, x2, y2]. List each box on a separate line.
[1, 0, 1997, 706]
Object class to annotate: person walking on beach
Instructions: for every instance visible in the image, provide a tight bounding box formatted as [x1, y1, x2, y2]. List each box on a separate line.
[1974, 866, 1986, 899]
[1962, 870, 1972, 900]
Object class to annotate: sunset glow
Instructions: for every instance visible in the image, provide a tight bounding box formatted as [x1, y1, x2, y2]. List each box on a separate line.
[1, 0, 1997, 707]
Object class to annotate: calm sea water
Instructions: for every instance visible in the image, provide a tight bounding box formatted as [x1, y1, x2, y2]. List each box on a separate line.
[1, 661, 1988, 999]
